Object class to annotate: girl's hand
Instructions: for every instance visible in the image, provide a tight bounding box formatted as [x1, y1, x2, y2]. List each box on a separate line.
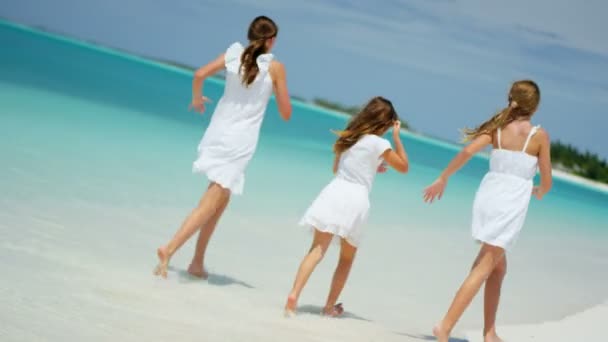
[377, 162, 388, 174]
[189, 96, 212, 114]
[532, 186, 544, 200]
[423, 177, 447, 203]
[393, 120, 401, 137]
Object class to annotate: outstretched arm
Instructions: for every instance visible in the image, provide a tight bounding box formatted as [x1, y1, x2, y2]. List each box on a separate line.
[190, 54, 225, 113]
[423, 134, 492, 203]
[269, 61, 292, 121]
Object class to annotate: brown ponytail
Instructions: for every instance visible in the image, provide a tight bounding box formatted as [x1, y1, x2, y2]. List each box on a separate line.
[463, 80, 541, 142]
[241, 16, 278, 86]
[462, 106, 515, 142]
[333, 97, 398, 154]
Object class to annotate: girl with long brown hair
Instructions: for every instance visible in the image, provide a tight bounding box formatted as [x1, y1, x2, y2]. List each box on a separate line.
[284, 97, 409, 317]
[154, 16, 292, 278]
[423, 80, 553, 342]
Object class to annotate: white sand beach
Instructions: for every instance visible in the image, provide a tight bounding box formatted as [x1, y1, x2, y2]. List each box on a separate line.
[466, 302, 608, 341]
[2, 194, 606, 342]
[1, 20, 608, 342]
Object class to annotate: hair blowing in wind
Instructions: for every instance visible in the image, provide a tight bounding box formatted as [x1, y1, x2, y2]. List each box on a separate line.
[463, 80, 541, 142]
[333, 97, 399, 154]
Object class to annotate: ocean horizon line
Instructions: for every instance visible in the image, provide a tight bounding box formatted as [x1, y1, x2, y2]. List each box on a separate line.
[2, 18, 607, 195]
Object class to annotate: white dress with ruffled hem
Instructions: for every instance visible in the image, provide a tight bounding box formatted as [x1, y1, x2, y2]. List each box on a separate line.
[192, 42, 274, 195]
[471, 126, 540, 251]
[299, 135, 392, 247]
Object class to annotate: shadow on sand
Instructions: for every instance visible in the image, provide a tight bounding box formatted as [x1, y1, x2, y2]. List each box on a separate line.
[296, 304, 372, 322]
[397, 332, 468, 342]
[168, 266, 255, 289]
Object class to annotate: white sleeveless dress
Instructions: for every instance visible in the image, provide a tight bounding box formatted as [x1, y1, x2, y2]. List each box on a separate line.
[299, 135, 392, 247]
[192, 42, 275, 195]
[471, 126, 540, 251]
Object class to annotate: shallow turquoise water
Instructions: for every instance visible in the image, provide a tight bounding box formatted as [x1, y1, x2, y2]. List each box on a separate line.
[1, 20, 608, 336]
[2, 20, 605, 232]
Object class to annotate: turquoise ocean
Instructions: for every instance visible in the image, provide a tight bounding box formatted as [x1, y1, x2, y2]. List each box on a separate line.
[1, 20, 607, 340]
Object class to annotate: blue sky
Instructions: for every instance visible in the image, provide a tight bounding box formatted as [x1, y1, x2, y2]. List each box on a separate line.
[1, 0, 607, 158]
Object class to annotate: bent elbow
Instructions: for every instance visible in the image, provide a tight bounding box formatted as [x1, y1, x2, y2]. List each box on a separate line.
[397, 162, 409, 174]
[193, 69, 206, 81]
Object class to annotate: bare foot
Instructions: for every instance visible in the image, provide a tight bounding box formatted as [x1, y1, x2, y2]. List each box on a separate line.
[284, 295, 297, 317]
[187, 263, 209, 279]
[153, 246, 169, 278]
[322, 303, 344, 317]
[433, 323, 450, 342]
[484, 332, 504, 342]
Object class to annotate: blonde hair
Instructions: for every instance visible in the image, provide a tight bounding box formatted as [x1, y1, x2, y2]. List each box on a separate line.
[463, 80, 541, 141]
[333, 97, 398, 154]
[240, 16, 278, 86]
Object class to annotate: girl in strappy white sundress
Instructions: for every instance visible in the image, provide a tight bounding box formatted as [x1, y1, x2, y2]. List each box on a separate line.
[284, 97, 409, 317]
[423, 80, 553, 342]
[155, 16, 292, 279]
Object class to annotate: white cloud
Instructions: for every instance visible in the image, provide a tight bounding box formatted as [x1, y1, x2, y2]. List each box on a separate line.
[218, 0, 608, 152]
[226, 0, 607, 55]
[225, 0, 608, 99]
[449, 0, 608, 56]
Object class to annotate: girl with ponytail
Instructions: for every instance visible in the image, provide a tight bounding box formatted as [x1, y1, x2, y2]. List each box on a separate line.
[284, 97, 409, 317]
[155, 16, 292, 279]
[423, 80, 553, 342]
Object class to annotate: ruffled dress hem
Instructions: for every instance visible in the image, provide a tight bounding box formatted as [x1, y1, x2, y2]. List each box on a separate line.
[472, 236, 509, 251]
[192, 162, 244, 195]
[299, 216, 360, 247]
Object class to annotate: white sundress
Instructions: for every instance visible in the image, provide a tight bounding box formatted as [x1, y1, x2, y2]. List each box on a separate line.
[299, 135, 392, 247]
[471, 125, 541, 251]
[192, 42, 275, 195]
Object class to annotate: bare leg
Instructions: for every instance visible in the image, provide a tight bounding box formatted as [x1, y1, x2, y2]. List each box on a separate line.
[154, 183, 230, 278]
[323, 238, 357, 316]
[285, 229, 333, 315]
[483, 256, 507, 342]
[187, 188, 231, 279]
[433, 244, 505, 342]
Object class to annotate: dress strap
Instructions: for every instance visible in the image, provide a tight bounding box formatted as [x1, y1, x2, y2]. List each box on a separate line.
[497, 128, 502, 149]
[522, 125, 540, 152]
